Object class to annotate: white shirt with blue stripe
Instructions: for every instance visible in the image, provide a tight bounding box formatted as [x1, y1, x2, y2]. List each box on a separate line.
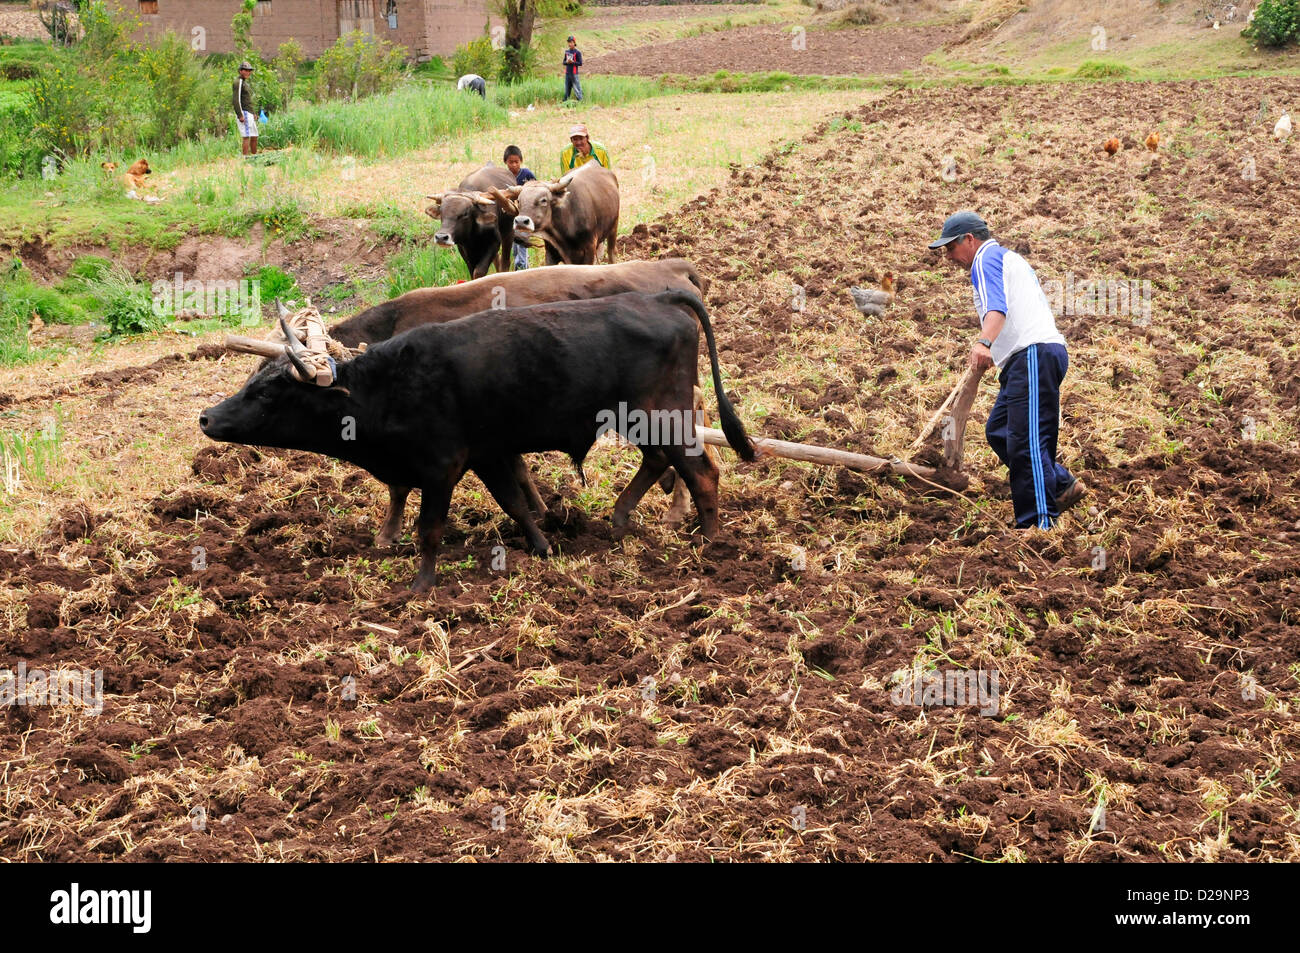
[970, 239, 1065, 369]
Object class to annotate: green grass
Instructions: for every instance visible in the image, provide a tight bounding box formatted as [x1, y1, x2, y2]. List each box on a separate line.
[954, 24, 1300, 82]
[246, 264, 302, 305]
[0, 407, 63, 492]
[491, 74, 664, 108]
[340, 201, 441, 244]
[259, 83, 509, 158]
[0, 248, 277, 365]
[0, 40, 60, 80]
[662, 70, 880, 93]
[0, 258, 83, 364]
[386, 245, 467, 298]
[1074, 59, 1134, 80]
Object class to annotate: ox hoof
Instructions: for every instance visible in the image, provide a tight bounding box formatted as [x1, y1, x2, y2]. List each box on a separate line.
[409, 575, 436, 595]
[661, 505, 689, 526]
[375, 531, 401, 547]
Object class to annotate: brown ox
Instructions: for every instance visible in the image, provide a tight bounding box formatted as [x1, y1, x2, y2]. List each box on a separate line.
[489, 162, 619, 266]
[424, 164, 518, 279]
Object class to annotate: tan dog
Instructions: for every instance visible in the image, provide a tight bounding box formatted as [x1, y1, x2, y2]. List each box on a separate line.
[100, 161, 117, 173]
[123, 158, 151, 193]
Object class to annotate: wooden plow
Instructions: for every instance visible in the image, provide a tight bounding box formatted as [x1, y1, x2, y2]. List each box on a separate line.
[700, 366, 982, 492]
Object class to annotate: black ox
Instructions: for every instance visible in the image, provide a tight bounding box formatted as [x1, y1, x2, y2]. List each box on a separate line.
[200, 291, 755, 593]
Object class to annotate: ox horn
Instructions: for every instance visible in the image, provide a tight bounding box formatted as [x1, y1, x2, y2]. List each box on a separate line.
[224, 334, 287, 359]
[472, 191, 497, 207]
[279, 314, 315, 382]
[488, 187, 518, 215]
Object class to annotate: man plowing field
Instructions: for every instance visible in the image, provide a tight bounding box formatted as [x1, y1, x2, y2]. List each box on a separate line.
[929, 210, 1086, 528]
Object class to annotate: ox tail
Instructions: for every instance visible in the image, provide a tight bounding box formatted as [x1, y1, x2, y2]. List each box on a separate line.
[657, 290, 756, 462]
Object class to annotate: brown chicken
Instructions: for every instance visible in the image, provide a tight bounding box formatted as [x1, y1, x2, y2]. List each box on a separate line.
[880, 272, 896, 297]
[1104, 137, 1120, 156]
[1145, 132, 1159, 152]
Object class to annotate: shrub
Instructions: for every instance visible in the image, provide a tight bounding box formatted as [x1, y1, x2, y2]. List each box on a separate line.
[452, 35, 502, 82]
[231, 1, 283, 116]
[248, 264, 301, 303]
[313, 31, 408, 102]
[272, 40, 305, 111]
[139, 32, 227, 146]
[537, 0, 581, 15]
[500, 40, 538, 85]
[1243, 0, 1300, 47]
[27, 3, 229, 161]
[0, 88, 40, 177]
[29, 57, 100, 158]
[78, 1, 133, 60]
[1074, 59, 1133, 79]
[88, 264, 160, 336]
[834, 2, 883, 26]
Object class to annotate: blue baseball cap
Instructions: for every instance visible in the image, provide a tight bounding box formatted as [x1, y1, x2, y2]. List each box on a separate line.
[928, 210, 988, 249]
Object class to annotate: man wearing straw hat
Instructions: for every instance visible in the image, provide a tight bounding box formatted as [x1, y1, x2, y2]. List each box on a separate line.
[233, 61, 258, 156]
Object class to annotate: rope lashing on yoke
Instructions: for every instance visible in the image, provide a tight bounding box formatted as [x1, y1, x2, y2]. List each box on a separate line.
[222, 304, 366, 387]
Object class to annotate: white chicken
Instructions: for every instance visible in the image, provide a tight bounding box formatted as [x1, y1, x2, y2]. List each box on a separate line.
[1275, 112, 1292, 139]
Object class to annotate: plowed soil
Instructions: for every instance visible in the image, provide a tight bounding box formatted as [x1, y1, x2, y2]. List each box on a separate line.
[586, 23, 958, 76]
[3, 76, 1299, 861]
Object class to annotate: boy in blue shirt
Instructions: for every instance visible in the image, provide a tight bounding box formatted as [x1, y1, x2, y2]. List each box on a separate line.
[503, 145, 536, 271]
[562, 36, 583, 102]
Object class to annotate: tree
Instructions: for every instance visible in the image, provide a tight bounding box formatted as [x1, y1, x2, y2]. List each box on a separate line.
[231, 0, 257, 60]
[496, 0, 537, 84]
[36, 1, 78, 47]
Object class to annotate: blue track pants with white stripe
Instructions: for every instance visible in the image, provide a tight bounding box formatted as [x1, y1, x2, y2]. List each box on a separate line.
[985, 343, 1072, 529]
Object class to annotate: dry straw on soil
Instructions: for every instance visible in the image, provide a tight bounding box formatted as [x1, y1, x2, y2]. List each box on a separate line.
[2, 76, 1300, 861]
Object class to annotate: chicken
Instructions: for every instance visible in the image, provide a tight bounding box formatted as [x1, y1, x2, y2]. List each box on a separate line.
[1145, 132, 1159, 152]
[850, 274, 896, 317]
[1275, 112, 1292, 139]
[1104, 137, 1120, 156]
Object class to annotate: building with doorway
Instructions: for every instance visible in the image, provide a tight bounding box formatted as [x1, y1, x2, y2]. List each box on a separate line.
[114, 0, 493, 61]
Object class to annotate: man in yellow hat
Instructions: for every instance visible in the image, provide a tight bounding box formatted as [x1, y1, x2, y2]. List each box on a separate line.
[560, 124, 611, 174]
